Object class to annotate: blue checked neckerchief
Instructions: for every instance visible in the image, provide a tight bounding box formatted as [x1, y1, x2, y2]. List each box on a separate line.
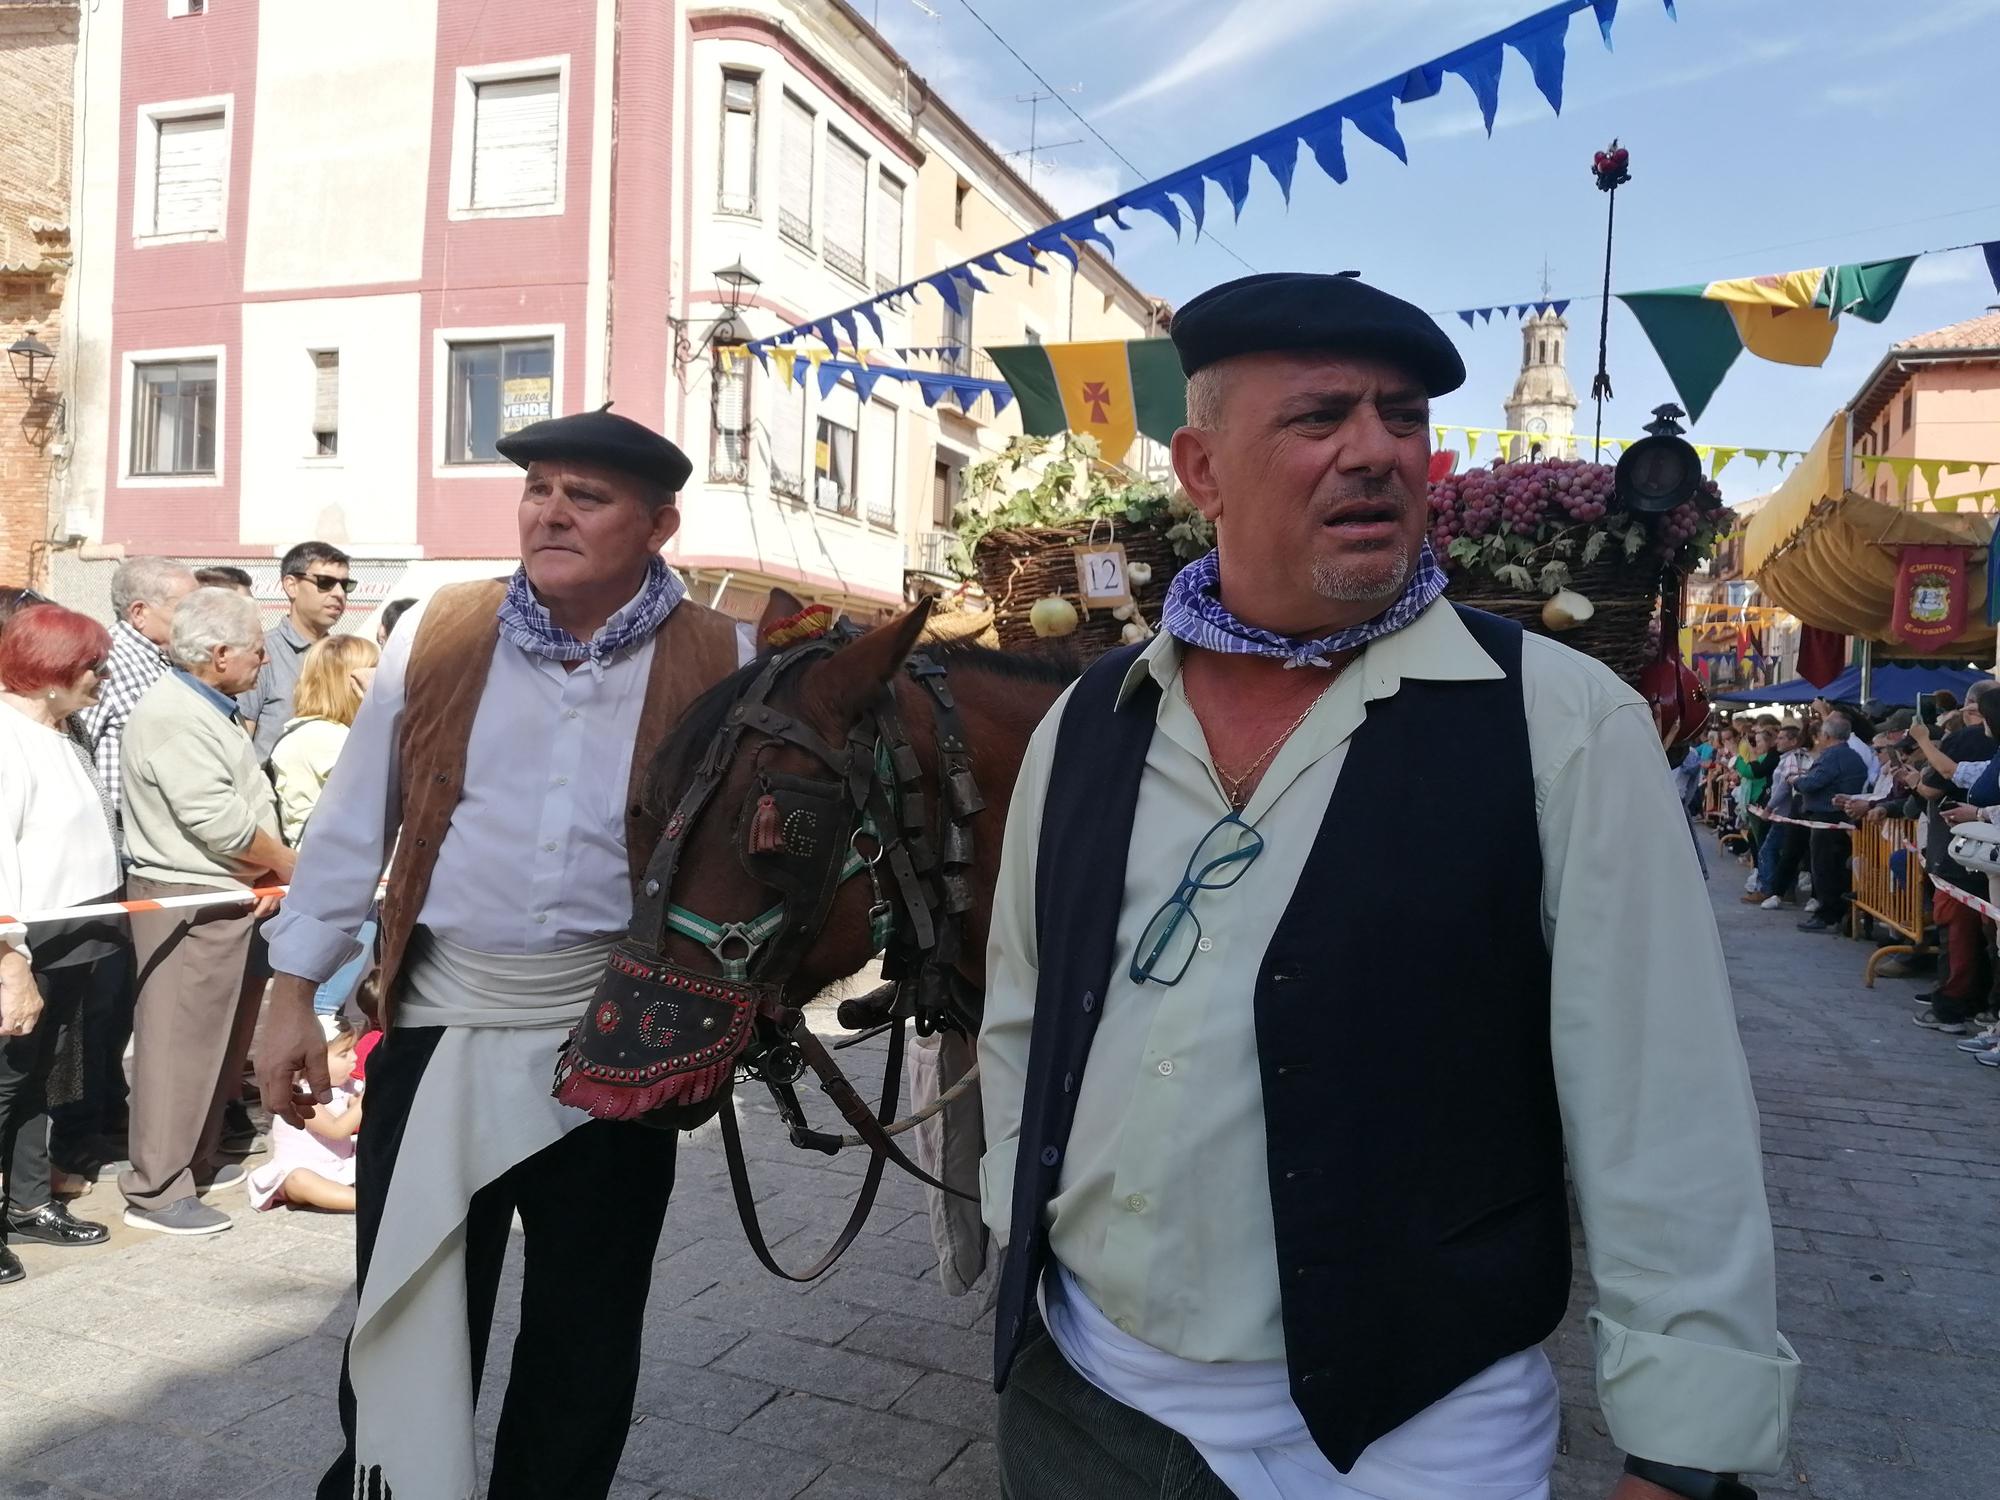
[1160, 541, 1448, 670]
[496, 555, 686, 672]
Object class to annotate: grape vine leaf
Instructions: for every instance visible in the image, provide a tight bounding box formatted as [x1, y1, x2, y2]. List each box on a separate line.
[1581, 530, 1610, 565]
[1623, 525, 1648, 560]
[1494, 564, 1535, 591]
[1538, 562, 1572, 595]
[1448, 536, 1485, 567]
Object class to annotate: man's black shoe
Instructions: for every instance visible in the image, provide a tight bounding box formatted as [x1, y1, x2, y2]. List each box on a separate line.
[0, 1243, 22, 1284]
[219, 1099, 261, 1155]
[1797, 917, 1838, 933]
[6, 1202, 111, 1247]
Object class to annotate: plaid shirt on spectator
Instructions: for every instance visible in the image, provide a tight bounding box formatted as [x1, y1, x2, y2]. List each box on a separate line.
[78, 619, 172, 815]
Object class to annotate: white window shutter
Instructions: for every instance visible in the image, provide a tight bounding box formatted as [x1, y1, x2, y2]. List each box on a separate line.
[771, 374, 804, 495]
[472, 75, 560, 209]
[862, 399, 896, 526]
[779, 94, 814, 246]
[823, 133, 867, 283]
[154, 113, 225, 233]
[874, 175, 904, 293]
[720, 75, 757, 214]
[311, 351, 340, 431]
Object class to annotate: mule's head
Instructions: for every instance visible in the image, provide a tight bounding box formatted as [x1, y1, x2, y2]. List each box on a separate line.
[642, 589, 935, 1000]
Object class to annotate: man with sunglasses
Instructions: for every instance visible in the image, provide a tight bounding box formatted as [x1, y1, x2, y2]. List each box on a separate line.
[238, 540, 354, 756]
[980, 272, 1797, 1500]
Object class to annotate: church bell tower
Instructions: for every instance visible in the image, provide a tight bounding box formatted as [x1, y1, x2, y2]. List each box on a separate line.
[1504, 307, 1579, 461]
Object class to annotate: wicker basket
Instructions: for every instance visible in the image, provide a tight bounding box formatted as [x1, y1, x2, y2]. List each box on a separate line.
[973, 519, 1191, 660]
[1445, 550, 1664, 685]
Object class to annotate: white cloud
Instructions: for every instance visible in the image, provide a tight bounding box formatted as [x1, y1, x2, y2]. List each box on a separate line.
[1094, 0, 1356, 119]
[1028, 158, 1126, 217]
[1903, 251, 1984, 290]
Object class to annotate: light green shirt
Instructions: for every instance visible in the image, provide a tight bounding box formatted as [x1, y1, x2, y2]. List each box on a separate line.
[978, 598, 1800, 1474]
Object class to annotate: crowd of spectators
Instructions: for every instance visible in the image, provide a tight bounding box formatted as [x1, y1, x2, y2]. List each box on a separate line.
[0, 544, 407, 1281]
[1689, 685, 2000, 1068]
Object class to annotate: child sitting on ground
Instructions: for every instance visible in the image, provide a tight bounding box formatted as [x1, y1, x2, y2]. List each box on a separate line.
[247, 1022, 373, 1213]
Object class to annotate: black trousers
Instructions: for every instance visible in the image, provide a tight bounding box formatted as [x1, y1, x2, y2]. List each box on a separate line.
[1809, 827, 1853, 923]
[1766, 823, 1808, 899]
[320, 1025, 680, 1500]
[998, 1308, 1233, 1500]
[0, 965, 92, 1222]
[49, 941, 135, 1160]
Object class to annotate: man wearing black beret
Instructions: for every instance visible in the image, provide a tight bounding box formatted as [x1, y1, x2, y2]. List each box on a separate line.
[980, 273, 1798, 1500]
[259, 407, 757, 1499]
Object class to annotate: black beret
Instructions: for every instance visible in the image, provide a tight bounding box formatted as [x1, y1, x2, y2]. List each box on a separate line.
[494, 406, 694, 495]
[1170, 271, 1466, 395]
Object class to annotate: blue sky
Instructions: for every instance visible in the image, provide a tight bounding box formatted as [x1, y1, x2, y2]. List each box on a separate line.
[867, 0, 2000, 502]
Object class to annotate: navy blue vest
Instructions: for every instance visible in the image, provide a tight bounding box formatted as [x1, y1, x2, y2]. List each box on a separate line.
[991, 607, 1570, 1474]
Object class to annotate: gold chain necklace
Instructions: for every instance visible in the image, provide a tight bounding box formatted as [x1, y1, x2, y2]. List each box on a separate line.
[1214, 680, 1337, 810]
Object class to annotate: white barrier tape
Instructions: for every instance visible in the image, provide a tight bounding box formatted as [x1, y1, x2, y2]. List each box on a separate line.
[1, 885, 291, 927]
[1, 881, 385, 928]
[1932, 875, 2000, 923]
[1746, 810, 1850, 831]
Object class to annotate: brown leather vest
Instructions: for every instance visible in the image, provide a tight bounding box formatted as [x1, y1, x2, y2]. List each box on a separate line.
[373, 579, 742, 1024]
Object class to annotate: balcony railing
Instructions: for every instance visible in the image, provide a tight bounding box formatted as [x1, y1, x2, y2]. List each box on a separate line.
[913, 529, 959, 576]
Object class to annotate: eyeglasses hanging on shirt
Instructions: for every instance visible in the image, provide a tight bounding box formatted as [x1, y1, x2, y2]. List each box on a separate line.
[1128, 812, 1265, 986]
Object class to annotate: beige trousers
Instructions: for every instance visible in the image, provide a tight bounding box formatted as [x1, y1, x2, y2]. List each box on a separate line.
[117, 877, 269, 1212]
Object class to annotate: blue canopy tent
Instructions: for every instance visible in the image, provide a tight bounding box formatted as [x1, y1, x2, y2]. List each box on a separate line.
[1713, 661, 1990, 707]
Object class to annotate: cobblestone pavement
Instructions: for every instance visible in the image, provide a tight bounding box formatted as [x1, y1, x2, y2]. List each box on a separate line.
[3, 857, 1996, 1499]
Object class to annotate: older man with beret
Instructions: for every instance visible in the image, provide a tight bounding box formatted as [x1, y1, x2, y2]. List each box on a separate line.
[979, 273, 1799, 1500]
[258, 408, 755, 1500]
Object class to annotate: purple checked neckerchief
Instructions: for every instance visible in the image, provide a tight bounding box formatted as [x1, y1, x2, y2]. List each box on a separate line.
[496, 555, 686, 665]
[1160, 541, 1448, 669]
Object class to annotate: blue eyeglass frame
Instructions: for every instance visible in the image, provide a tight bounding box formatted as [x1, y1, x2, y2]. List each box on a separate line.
[1127, 811, 1266, 986]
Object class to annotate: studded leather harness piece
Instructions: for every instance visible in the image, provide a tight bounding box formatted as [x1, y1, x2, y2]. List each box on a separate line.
[551, 626, 986, 1280]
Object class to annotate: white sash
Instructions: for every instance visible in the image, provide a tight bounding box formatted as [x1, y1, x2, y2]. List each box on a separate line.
[1042, 1264, 1558, 1500]
[350, 930, 617, 1500]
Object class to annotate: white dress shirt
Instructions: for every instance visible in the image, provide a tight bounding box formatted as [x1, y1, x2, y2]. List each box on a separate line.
[980, 598, 1800, 1475]
[266, 587, 755, 983]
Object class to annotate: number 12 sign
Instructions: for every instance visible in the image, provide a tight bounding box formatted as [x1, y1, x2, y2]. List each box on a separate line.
[1072, 543, 1132, 610]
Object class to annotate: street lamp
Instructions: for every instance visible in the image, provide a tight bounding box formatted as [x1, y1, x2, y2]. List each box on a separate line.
[675, 260, 763, 366]
[1615, 403, 1703, 514]
[7, 329, 53, 388]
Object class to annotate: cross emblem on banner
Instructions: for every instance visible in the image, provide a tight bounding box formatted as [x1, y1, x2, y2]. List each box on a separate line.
[1080, 381, 1113, 424]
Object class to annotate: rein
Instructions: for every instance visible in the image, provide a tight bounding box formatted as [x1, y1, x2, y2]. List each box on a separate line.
[553, 625, 988, 1282]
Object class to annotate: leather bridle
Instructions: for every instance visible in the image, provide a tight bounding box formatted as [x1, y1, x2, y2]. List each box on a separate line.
[555, 627, 986, 1281]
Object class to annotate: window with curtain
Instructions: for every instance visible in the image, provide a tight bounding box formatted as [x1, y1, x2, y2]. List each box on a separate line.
[310, 350, 339, 456]
[711, 355, 750, 483]
[131, 359, 218, 475]
[770, 373, 805, 499]
[151, 112, 226, 234]
[874, 173, 905, 294]
[471, 74, 560, 210]
[718, 73, 758, 215]
[779, 93, 815, 248]
[815, 380, 860, 517]
[862, 398, 897, 529]
[823, 131, 868, 285]
[446, 338, 554, 463]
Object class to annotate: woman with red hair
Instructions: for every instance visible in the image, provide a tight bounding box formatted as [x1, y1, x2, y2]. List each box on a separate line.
[0, 602, 120, 1282]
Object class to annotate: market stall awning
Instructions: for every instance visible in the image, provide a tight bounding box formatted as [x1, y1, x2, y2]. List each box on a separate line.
[1713, 660, 1991, 706]
[1747, 410, 1996, 658]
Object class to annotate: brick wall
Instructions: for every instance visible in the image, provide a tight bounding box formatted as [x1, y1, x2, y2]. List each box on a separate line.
[0, 0, 77, 585]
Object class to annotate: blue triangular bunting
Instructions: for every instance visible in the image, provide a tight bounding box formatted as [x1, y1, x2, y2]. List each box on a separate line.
[1662, 0, 1676, 18]
[1505, 14, 1568, 114]
[1254, 132, 1299, 201]
[1398, 63, 1444, 103]
[916, 375, 949, 408]
[1028, 229, 1080, 267]
[853, 366, 885, 402]
[1477, 308, 1493, 324]
[1122, 186, 1181, 237]
[1982, 242, 2000, 294]
[1301, 115, 1348, 184]
[1166, 175, 1207, 235]
[999, 239, 1041, 273]
[1447, 43, 1504, 134]
[989, 384, 1014, 416]
[857, 303, 884, 343]
[834, 313, 858, 350]
[1205, 153, 1255, 219]
[974, 252, 1007, 276]
[1345, 89, 1407, 163]
[1592, 0, 1618, 46]
[927, 274, 963, 316]
[817, 361, 845, 398]
[1069, 222, 1117, 258]
[1458, 310, 1476, 328]
[1552, 299, 1570, 315]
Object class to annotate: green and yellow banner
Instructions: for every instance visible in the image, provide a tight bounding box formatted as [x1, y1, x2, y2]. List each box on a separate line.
[985, 339, 1187, 459]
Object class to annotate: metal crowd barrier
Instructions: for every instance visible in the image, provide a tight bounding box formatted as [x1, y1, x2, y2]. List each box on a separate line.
[1848, 816, 1931, 986]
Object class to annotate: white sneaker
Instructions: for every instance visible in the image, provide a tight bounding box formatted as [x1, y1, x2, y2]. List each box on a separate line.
[1761, 896, 1784, 910]
[1805, 898, 1821, 914]
[1744, 873, 1761, 893]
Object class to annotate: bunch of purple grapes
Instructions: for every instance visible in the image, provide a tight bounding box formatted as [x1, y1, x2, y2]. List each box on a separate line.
[1655, 479, 1728, 558]
[1429, 458, 1619, 552]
